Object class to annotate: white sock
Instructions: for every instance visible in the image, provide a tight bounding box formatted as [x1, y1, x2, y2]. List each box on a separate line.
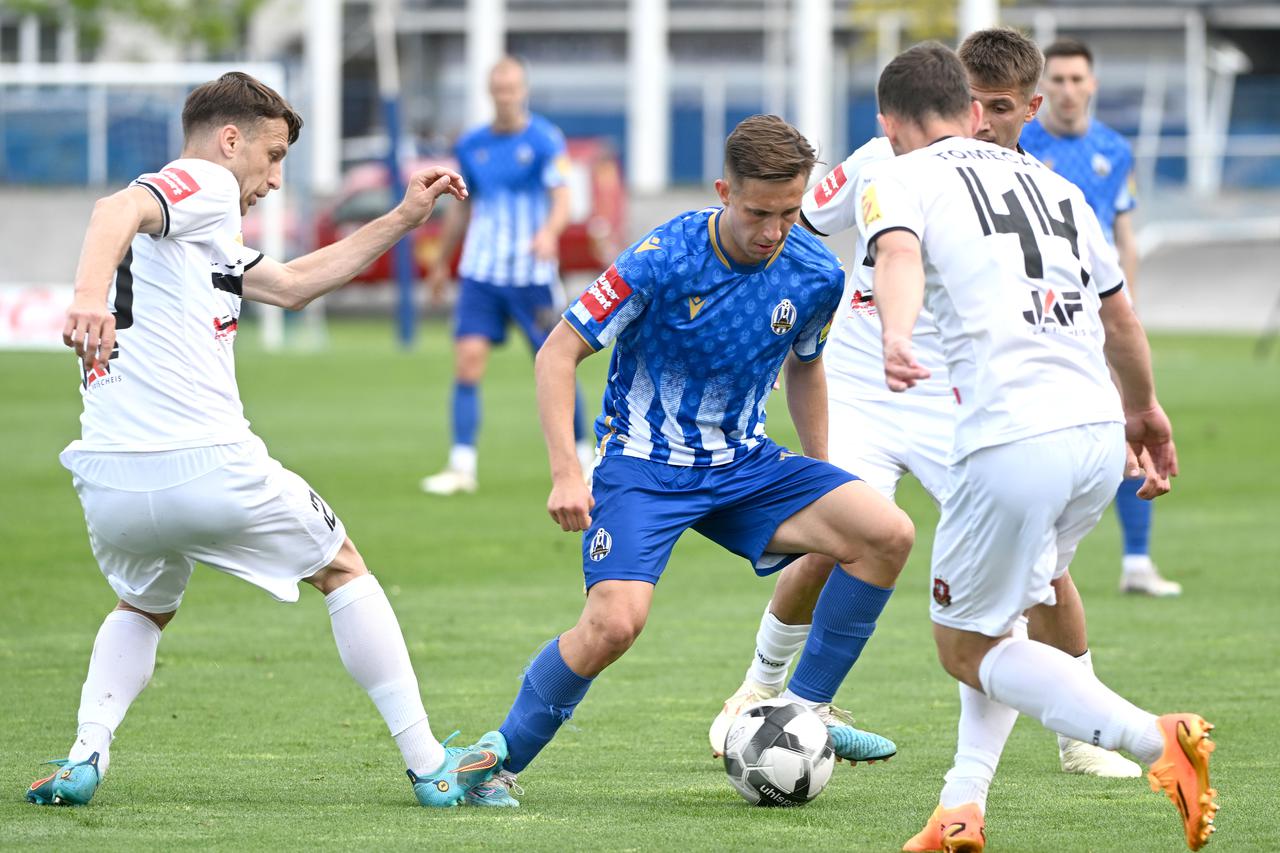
[779, 689, 819, 709]
[448, 444, 477, 477]
[746, 609, 810, 690]
[70, 609, 163, 776]
[1058, 649, 1094, 750]
[325, 574, 444, 772]
[978, 637, 1164, 765]
[941, 682, 1019, 812]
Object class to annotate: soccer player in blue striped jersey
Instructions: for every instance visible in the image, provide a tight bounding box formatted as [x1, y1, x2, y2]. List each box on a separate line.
[473, 116, 913, 806]
[1020, 39, 1180, 597]
[422, 57, 592, 496]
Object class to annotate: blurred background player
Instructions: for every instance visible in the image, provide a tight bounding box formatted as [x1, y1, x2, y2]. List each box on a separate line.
[712, 27, 1142, 781]
[422, 55, 593, 495]
[480, 116, 909, 807]
[860, 43, 1214, 853]
[1020, 39, 1180, 597]
[25, 72, 503, 810]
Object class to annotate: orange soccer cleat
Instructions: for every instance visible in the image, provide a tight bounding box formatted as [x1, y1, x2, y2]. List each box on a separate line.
[1148, 713, 1219, 850]
[903, 802, 986, 853]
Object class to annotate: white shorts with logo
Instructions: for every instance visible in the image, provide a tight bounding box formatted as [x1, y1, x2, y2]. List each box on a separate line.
[63, 438, 346, 613]
[828, 391, 955, 504]
[929, 422, 1125, 637]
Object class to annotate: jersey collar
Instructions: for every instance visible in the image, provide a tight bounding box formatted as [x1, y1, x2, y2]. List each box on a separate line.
[708, 209, 787, 274]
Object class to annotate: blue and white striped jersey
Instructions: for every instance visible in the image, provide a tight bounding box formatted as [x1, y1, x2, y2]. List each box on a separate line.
[564, 207, 844, 467]
[455, 113, 569, 286]
[1020, 118, 1135, 245]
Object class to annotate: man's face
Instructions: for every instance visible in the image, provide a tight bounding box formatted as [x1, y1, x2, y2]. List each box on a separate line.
[1042, 56, 1096, 125]
[490, 63, 528, 126]
[231, 117, 289, 216]
[970, 79, 1043, 150]
[714, 173, 807, 265]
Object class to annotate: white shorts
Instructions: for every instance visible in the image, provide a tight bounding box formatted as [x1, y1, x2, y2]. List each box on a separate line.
[828, 392, 954, 503]
[67, 438, 347, 613]
[929, 422, 1125, 637]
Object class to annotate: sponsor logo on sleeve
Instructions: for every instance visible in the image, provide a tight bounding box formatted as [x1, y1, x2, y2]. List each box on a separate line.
[579, 265, 633, 322]
[812, 163, 847, 208]
[860, 184, 882, 226]
[144, 167, 202, 204]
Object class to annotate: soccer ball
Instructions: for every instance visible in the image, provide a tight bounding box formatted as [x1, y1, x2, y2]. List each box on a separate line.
[721, 699, 835, 806]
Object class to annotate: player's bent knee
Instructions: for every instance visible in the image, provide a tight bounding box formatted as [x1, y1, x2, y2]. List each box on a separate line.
[305, 538, 369, 595]
[115, 600, 177, 630]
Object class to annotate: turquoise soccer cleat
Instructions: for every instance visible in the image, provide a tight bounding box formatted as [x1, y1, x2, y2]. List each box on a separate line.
[408, 731, 507, 808]
[815, 705, 897, 764]
[464, 771, 522, 808]
[25, 752, 101, 806]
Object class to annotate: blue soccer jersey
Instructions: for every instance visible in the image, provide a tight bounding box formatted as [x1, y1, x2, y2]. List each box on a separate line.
[1020, 118, 1136, 244]
[455, 113, 570, 287]
[563, 207, 844, 467]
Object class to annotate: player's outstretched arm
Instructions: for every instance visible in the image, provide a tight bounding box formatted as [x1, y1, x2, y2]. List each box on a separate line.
[536, 320, 597, 532]
[242, 166, 467, 310]
[65, 186, 164, 371]
[783, 353, 829, 460]
[870, 230, 931, 392]
[1098, 294, 1179, 489]
[1113, 211, 1140, 303]
[426, 195, 470, 305]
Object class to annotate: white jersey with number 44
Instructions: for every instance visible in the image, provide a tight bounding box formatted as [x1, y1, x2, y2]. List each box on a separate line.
[72, 158, 262, 452]
[855, 136, 1126, 462]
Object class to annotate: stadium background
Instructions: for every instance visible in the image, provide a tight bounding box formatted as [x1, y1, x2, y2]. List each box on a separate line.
[1, 1, 1278, 849]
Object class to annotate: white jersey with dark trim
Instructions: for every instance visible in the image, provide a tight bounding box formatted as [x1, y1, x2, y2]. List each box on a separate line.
[802, 136, 952, 400]
[855, 136, 1125, 461]
[71, 158, 261, 452]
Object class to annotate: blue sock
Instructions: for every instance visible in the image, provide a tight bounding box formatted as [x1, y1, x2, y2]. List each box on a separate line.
[1114, 476, 1152, 556]
[451, 382, 479, 447]
[787, 570, 893, 703]
[571, 383, 588, 443]
[498, 638, 593, 773]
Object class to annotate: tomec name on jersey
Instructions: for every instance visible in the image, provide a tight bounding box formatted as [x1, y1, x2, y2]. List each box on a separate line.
[564, 207, 843, 467]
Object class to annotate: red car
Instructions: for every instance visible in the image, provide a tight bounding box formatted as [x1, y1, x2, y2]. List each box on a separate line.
[312, 138, 626, 283]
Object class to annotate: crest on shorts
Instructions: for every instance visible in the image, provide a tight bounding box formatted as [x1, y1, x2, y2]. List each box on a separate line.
[770, 299, 796, 335]
[589, 528, 613, 562]
[932, 577, 952, 607]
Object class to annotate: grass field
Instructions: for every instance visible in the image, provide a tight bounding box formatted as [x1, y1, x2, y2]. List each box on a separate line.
[1, 320, 1277, 851]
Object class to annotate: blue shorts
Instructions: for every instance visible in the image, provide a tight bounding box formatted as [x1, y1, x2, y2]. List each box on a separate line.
[454, 277, 562, 347]
[581, 439, 858, 590]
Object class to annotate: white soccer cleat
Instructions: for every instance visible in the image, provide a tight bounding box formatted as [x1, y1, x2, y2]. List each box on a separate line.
[1059, 737, 1142, 778]
[1119, 565, 1182, 597]
[709, 680, 780, 757]
[419, 468, 478, 496]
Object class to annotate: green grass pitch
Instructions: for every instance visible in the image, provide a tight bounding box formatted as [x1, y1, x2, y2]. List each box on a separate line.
[1, 320, 1276, 851]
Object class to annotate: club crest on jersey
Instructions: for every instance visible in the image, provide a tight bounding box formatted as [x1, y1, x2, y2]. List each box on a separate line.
[580, 266, 632, 322]
[1023, 289, 1084, 333]
[813, 163, 847, 208]
[1091, 152, 1112, 177]
[770, 299, 797, 335]
[589, 528, 613, 562]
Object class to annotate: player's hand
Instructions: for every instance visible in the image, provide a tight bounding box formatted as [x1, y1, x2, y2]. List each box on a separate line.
[1124, 402, 1178, 483]
[63, 297, 116, 372]
[396, 167, 468, 229]
[882, 334, 930, 392]
[1131, 447, 1171, 500]
[547, 474, 594, 532]
[425, 263, 452, 308]
[530, 228, 559, 262]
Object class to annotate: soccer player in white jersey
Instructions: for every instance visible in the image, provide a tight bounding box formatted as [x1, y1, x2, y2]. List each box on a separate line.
[711, 27, 1144, 782]
[860, 43, 1215, 851]
[24, 72, 505, 809]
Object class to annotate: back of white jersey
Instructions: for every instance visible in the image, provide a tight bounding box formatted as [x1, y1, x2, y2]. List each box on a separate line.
[75, 158, 260, 451]
[803, 136, 952, 399]
[856, 137, 1124, 460]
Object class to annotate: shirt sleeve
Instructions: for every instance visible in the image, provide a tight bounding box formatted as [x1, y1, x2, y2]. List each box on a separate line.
[854, 160, 925, 260]
[540, 123, 571, 190]
[1077, 193, 1126, 297]
[562, 234, 659, 350]
[791, 268, 843, 362]
[801, 137, 890, 237]
[133, 161, 235, 241]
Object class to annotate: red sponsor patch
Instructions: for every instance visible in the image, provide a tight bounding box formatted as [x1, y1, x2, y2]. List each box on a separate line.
[144, 167, 202, 204]
[579, 265, 633, 322]
[812, 163, 847, 208]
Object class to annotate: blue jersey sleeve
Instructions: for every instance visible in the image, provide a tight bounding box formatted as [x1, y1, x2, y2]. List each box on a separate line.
[563, 237, 660, 350]
[453, 136, 476, 189]
[791, 268, 842, 362]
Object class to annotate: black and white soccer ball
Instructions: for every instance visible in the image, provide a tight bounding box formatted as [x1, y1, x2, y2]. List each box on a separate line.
[721, 699, 835, 806]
